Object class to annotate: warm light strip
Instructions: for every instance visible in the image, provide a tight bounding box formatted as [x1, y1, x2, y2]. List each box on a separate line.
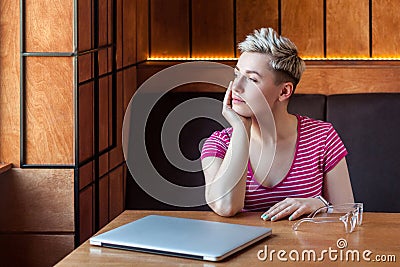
[148, 57, 400, 61]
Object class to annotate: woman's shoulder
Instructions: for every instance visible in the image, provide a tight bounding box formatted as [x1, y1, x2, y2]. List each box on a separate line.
[297, 114, 334, 131]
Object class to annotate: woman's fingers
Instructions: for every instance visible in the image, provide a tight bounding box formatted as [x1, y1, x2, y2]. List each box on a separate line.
[261, 198, 319, 221]
[223, 81, 233, 108]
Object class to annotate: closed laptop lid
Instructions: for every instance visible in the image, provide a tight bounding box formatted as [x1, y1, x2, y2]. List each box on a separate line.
[90, 215, 272, 261]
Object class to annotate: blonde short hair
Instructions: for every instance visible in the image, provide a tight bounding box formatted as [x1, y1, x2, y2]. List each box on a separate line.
[238, 28, 305, 90]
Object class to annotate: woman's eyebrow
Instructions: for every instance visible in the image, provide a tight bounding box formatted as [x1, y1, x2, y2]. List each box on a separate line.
[234, 66, 263, 77]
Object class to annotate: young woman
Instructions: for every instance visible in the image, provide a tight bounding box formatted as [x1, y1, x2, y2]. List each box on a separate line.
[201, 28, 354, 221]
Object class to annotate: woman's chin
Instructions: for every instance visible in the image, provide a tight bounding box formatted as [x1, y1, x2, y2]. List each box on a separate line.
[232, 105, 252, 118]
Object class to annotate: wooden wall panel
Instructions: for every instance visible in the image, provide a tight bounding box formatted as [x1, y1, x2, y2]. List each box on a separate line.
[137, 0, 149, 61]
[78, 54, 93, 82]
[192, 0, 234, 58]
[99, 0, 109, 46]
[150, 0, 189, 58]
[99, 175, 109, 229]
[79, 82, 94, 163]
[25, 57, 74, 164]
[123, 0, 137, 66]
[25, 0, 73, 52]
[109, 166, 124, 220]
[109, 71, 125, 169]
[372, 0, 400, 57]
[124, 67, 137, 111]
[236, 0, 278, 54]
[326, 0, 369, 58]
[297, 63, 400, 94]
[79, 161, 94, 190]
[0, 169, 74, 232]
[79, 185, 94, 243]
[0, 234, 74, 267]
[116, 0, 123, 68]
[281, 0, 324, 58]
[78, 0, 93, 51]
[0, 0, 20, 166]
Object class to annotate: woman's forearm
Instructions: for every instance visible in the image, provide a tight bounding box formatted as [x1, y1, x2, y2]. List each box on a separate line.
[205, 127, 250, 216]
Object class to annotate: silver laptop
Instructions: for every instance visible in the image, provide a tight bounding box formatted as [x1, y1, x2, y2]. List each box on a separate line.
[90, 215, 272, 261]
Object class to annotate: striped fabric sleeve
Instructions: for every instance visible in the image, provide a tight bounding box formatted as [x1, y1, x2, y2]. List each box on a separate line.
[323, 124, 348, 173]
[200, 129, 231, 160]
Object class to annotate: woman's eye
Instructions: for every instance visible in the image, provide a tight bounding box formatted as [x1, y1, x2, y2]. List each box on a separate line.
[248, 77, 258, 83]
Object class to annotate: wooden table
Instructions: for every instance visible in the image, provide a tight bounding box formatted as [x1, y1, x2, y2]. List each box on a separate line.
[56, 210, 399, 266]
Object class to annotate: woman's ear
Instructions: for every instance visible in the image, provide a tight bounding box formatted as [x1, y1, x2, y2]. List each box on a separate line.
[279, 82, 294, 101]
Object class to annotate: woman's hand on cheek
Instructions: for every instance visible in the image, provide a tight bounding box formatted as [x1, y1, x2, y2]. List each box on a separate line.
[222, 81, 251, 130]
[260, 197, 325, 222]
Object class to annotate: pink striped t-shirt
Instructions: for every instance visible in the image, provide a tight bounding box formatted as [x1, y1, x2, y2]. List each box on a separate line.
[201, 115, 348, 211]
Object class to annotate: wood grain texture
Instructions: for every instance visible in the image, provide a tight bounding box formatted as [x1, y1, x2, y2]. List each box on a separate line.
[109, 166, 124, 221]
[0, 168, 74, 232]
[123, 0, 137, 66]
[124, 67, 137, 112]
[0, 0, 20, 166]
[99, 76, 110, 153]
[25, 0, 73, 52]
[326, 0, 369, 58]
[99, 175, 109, 229]
[78, 0, 93, 51]
[0, 234, 74, 267]
[150, 0, 190, 58]
[25, 57, 74, 165]
[297, 63, 400, 94]
[116, 0, 123, 68]
[79, 161, 94, 190]
[99, 0, 110, 46]
[137, 0, 149, 61]
[192, 0, 234, 58]
[109, 71, 125, 169]
[281, 0, 324, 58]
[78, 53, 93, 83]
[372, 0, 400, 57]
[236, 0, 278, 54]
[79, 185, 94, 243]
[56, 211, 400, 267]
[79, 82, 94, 163]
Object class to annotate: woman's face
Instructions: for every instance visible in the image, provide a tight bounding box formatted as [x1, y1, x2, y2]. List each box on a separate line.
[231, 52, 282, 118]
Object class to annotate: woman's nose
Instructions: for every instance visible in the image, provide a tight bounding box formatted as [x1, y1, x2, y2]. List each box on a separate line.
[232, 75, 245, 93]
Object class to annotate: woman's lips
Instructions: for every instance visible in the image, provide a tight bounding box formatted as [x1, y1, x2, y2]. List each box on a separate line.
[232, 97, 245, 104]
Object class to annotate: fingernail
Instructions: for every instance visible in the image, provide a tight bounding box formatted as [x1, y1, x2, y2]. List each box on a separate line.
[271, 216, 276, 221]
[289, 215, 293, 221]
[262, 214, 269, 220]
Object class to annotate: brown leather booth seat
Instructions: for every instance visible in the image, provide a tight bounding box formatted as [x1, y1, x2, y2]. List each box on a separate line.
[126, 92, 400, 212]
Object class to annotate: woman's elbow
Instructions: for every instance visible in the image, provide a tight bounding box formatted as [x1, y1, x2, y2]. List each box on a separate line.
[208, 202, 243, 217]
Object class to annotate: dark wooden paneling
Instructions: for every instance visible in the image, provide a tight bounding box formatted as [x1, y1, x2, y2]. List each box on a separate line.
[0, 169, 74, 232]
[78, 0, 93, 51]
[124, 66, 137, 111]
[281, 0, 324, 58]
[326, 0, 369, 58]
[109, 166, 125, 220]
[0, 0, 20, 166]
[0, 234, 74, 267]
[99, 175, 109, 229]
[236, 0, 278, 54]
[99, 76, 110, 153]
[123, 0, 137, 66]
[150, 0, 190, 58]
[79, 185, 93, 243]
[79, 161, 94, 190]
[191, 0, 234, 58]
[372, 0, 400, 57]
[25, 57, 74, 164]
[79, 82, 94, 163]
[78, 54, 93, 83]
[99, 0, 109, 46]
[25, 0, 73, 52]
[109, 71, 125, 169]
[137, 0, 149, 61]
[116, 0, 123, 68]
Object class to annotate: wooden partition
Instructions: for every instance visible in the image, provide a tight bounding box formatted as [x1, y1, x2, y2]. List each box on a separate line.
[0, 0, 141, 266]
